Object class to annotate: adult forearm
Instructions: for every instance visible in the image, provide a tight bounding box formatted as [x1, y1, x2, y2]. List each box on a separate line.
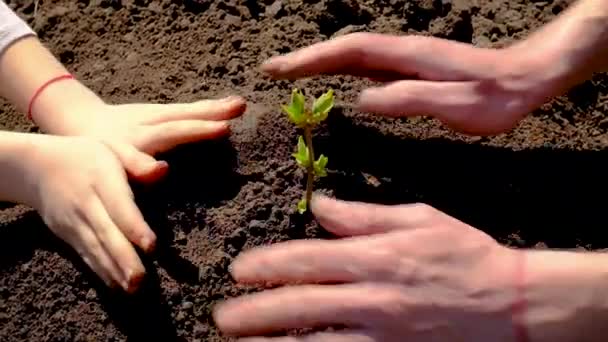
[524, 249, 608, 342]
[0, 131, 40, 205]
[513, 0, 608, 95]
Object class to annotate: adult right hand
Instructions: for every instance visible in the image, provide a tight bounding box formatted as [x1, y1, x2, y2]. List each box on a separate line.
[214, 195, 608, 342]
[261, 32, 562, 135]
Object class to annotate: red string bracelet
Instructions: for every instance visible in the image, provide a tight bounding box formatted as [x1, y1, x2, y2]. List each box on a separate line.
[512, 251, 531, 342]
[27, 74, 75, 121]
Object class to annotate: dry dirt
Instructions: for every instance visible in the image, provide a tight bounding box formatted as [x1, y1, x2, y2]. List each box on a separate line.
[1, 0, 608, 341]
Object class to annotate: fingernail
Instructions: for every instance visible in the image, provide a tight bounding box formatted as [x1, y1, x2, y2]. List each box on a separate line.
[310, 193, 330, 212]
[357, 89, 382, 110]
[107, 279, 119, 290]
[141, 235, 156, 253]
[126, 270, 145, 294]
[149, 160, 166, 172]
[359, 88, 379, 101]
[222, 95, 242, 103]
[155, 160, 169, 174]
[261, 57, 286, 73]
[214, 299, 238, 317]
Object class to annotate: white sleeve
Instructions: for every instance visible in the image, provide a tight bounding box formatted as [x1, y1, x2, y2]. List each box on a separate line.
[0, 1, 35, 55]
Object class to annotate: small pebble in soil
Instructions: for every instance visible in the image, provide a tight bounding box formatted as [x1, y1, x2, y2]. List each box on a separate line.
[266, 0, 283, 18]
[175, 230, 187, 245]
[198, 265, 213, 282]
[255, 200, 273, 220]
[86, 288, 97, 300]
[193, 322, 209, 337]
[225, 227, 247, 256]
[181, 301, 194, 310]
[167, 287, 181, 301]
[248, 219, 267, 237]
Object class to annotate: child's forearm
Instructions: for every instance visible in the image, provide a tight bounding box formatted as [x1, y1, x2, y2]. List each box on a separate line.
[0, 3, 103, 134]
[0, 131, 40, 206]
[512, 0, 608, 95]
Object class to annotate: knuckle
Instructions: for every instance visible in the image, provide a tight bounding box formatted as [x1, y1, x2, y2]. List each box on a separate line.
[374, 287, 409, 318]
[342, 32, 370, 60]
[75, 190, 99, 221]
[369, 249, 404, 279]
[345, 31, 372, 42]
[411, 202, 440, 220]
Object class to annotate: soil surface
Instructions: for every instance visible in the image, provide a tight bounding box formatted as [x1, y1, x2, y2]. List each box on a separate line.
[2, 0, 608, 341]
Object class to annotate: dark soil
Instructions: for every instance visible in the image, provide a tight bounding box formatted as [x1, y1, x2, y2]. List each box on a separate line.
[1, 0, 608, 341]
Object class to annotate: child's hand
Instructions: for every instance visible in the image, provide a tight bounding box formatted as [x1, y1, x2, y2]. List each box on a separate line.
[35, 95, 247, 183]
[22, 134, 154, 292]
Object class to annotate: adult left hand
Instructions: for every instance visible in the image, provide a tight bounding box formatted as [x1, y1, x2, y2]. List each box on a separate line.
[213, 195, 524, 341]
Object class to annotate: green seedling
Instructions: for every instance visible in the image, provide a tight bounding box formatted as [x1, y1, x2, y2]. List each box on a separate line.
[282, 88, 334, 214]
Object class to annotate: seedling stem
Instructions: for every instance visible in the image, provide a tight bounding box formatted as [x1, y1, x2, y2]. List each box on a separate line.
[303, 126, 315, 208]
[282, 88, 334, 214]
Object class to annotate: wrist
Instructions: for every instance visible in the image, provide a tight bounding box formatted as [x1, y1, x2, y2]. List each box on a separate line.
[30, 76, 106, 134]
[0, 35, 105, 134]
[522, 249, 608, 342]
[0, 132, 48, 206]
[506, 0, 608, 99]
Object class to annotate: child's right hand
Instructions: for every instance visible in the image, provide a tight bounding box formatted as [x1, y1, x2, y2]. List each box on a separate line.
[19, 134, 153, 292]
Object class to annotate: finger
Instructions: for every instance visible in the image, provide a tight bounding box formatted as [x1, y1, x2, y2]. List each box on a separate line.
[230, 238, 400, 285]
[261, 33, 501, 81]
[237, 330, 378, 342]
[79, 250, 116, 289]
[69, 222, 124, 289]
[95, 169, 157, 255]
[357, 80, 520, 135]
[139, 120, 230, 154]
[359, 80, 479, 117]
[85, 196, 146, 293]
[137, 96, 246, 124]
[214, 283, 401, 336]
[310, 195, 433, 237]
[108, 141, 169, 183]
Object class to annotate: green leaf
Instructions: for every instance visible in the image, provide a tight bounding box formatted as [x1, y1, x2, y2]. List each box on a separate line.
[297, 198, 308, 214]
[313, 154, 328, 177]
[292, 135, 309, 167]
[311, 89, 334, 123]
[282, 88, 306, 126]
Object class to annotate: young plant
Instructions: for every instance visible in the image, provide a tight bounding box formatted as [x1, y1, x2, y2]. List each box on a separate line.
[282, 88, 334, 214]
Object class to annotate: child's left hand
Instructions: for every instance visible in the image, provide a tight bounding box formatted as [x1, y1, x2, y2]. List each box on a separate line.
[37, 96, 246, 183]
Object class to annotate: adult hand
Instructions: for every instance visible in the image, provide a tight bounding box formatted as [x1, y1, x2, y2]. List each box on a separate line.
[261, 32, 559, 135]
[22, 135, 157, 292]
[213, 195, 524, 341]
[40, 96, 246, 183]
[216, 195, 608, 342]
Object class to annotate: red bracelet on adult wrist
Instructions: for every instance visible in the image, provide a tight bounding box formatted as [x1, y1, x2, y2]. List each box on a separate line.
[512, 251, 531, 342]
[27, 74, 75, 121]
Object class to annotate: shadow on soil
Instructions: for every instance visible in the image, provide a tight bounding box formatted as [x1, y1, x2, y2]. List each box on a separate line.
[314, 108, 608, 250]
[0, 138, 244, 341]
[104, 137, 244, 341]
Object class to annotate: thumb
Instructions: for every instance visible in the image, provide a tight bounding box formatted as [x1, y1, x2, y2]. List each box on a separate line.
[357, 80, 519, 135]
[108, 142, 169, 183]
[310, 195, 430, 237]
